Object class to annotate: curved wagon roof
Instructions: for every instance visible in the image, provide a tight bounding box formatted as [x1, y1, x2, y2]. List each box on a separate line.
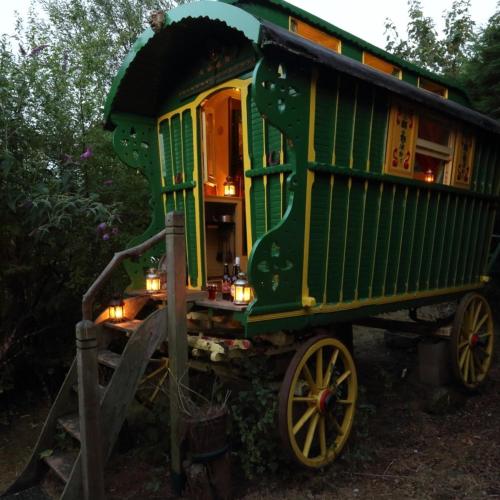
[104, 0, 500, 135]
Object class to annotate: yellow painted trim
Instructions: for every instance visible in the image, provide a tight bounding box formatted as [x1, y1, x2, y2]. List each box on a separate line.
[425, 192, 442, 289]
[404, 188, 421, 293]
[415, 190, 431, 290]
[322, 175, 335, 304]
[247, 283, 482, 323]
[366, 89, 375, 172]
[354, 180, 368, 300]
[393, 186, 409, 294]
[381, 184, 396, 296]
[331, 75, 340, 166]
[368, 182, 384, 298]
[339, 177, 352, 302]
[157, 122, 167, 213]
[302, 72, 317, 307]
[158, 78, 252, 288]
[349, 84, 358, 167]
[262, 118, 268, 233]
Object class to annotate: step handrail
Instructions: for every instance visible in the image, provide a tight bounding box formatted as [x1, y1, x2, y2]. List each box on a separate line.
[82, 229, 167, 320]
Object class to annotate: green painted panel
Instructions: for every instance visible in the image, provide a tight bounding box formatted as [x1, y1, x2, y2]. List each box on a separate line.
[462, 200, 483, 284]
[334, 77, 356, 167]
[352, 84, 372, 171]
[341, 43, 362, 61]
[493, 144, 500, 196]
[267, 174, 282, 230]
[470, 202, 491, 282]
[182, 111, 194, 182]
[342, 179, 365, 301]
[429, 193, 450, 289]
[314, 75, 338, 164]
[369, 93, 389, 174]
[402, 71, 418, 85]
[456, 198, 476, 285]
[471, 140, 483, 192]
[438, 195, 459, 288]
[170, 114, 184, 213]
[308, 173, 331, 301]
[396, 187, 419, 294]
[325, 176, 350, 303]
[160, 120, 175, 213]
[448, 198, 467, 286]
[356, 182, 380, 299]
[418, 191, 440, 290]
[486, 145, 498, 195]
[371, 184, 394, 297]
[408, 190, 430, 293]
[251, 179, 267, 240]
[249, 96, 265, 169]
[384, 186, 406, 295]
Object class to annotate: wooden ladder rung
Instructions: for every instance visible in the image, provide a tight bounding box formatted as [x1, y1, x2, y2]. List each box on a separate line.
[97, 350, 121, 369]
[58, 413, 81, 441]
[44, 450, 78, 484]
[102, 319, 143, 336]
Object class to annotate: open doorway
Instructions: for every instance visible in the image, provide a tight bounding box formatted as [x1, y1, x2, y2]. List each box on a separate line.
[200, 87, 247, 280]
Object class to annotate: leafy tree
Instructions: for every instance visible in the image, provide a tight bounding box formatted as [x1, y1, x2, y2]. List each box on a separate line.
[0, 0, 187, 391]
[384, 0, 477, 78]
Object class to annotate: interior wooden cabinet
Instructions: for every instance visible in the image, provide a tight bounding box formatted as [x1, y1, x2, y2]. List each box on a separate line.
[200, 87, 247, 280]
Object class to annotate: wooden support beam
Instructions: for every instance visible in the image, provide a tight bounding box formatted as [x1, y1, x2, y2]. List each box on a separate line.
[166, 212, 188, 495]
[76, 320, 105, 500]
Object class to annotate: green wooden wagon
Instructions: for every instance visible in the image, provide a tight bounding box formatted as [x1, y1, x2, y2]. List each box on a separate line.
[100, 0, 499, 469]
[99, 0, 500, 467]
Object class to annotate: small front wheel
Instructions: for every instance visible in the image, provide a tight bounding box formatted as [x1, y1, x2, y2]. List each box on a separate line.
[278, 335, 357, 468]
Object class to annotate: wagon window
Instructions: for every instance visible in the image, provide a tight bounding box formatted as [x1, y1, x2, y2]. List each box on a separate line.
[289, 17, 341, 53]
[419, 77, 448, 98]
[363, 52, 402, 79]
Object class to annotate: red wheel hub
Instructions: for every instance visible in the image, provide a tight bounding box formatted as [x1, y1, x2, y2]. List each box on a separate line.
[470, 333, 479, 347]
[318, 389, 335, 414]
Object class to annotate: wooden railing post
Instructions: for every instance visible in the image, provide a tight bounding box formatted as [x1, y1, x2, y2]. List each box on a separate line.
[166, 212, 188, 495]
[76, 320, 105, 500]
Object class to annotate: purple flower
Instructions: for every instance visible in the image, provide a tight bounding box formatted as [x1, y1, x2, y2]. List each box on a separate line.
[97, 222, 107, 232]
[28, 44, 48, 57]
[80, 147, 93, 160]
[102, 233, 110, 241]
[103, 179, 113, 186]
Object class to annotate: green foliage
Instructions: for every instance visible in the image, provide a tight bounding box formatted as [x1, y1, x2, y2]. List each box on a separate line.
[229, 359, 281, 478]
[384, 0, 477, 78]
[0, 0, 188, 388]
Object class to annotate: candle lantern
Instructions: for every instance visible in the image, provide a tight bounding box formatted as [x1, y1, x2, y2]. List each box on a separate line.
[109, 296, 125, 322]
[146, 268, 161, 292]
[232, 273, 253, 305]
[223, 176, 236, 197]
[424, 168, 435, 183]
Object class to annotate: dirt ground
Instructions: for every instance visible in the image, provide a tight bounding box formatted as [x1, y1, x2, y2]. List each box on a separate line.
[1, 318, 499, 499]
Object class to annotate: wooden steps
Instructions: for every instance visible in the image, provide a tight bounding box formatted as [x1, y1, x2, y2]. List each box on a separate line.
[97, 350, 121, 369]
[57, 414, 80, 441]
[103, 319, 142, 336]
[44, 451, 77, 484]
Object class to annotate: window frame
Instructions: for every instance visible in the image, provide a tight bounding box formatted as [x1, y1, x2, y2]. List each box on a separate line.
[289, 17, 342, 54]
[362, 52, 402, 79]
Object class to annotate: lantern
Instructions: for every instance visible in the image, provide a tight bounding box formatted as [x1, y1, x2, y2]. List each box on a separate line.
[232, 273, 253, 306]
[108, 296, 125, 322]
[146, 268, 161, 292]
[223, 176, 236, 197]
[424, 168, 435, 183]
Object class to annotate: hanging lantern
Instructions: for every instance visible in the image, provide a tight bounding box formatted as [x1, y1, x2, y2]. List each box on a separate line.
[424, 168, 435, 183]
[232, 273, 253, 306]
[108, 296, 125, 322]
[223, 176, 236, 197]
[145, 268, 161, 292]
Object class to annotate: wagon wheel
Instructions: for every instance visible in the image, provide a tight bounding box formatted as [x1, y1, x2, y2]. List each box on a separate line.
[279, 335, 357, 468]
[451, 292, 495, 390]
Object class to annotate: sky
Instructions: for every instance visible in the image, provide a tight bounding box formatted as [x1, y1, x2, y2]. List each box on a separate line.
[0, 0, 498, 50]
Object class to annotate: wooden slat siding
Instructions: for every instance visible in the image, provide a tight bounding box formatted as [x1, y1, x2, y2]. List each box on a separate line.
[308, 173, 331, 301]
[472, 202, 493, 281]
[419, 191, 440, 290]
[368, 92, 389, 174]
[408, 190, 430, 293]
[478, 143, 491, 195]
[371, 184, 394, 297]
[439, 195, 459, 288]
[171, 115, 184, 212]
[462, 200, 483, 284]
[429, 193, 450, 289]
[357, 181, 380, 298]
[342, 179, 365, 301]
[160, 121, 175, 213]
[248, 96, 266, 241]
[493, 143, 500, 196]
[448, 197, 467, 286]
[385, 186, 406, 295]
[314, 76, 337, 164]
[456, 199, 483, 285]
[456, 197, 476, 285]
[335, 76, 356, 167]
[326, 176, 350, 303]
[486, 144, 498, 195]
[182, 110, 198, 287]
[352, 84, 372, 171]
[471, 140, 483, 192]
[396, 187, 419, 294]
[266, 122, 283, 230]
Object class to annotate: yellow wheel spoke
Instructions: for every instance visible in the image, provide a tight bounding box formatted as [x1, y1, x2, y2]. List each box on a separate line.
[303, 413, 319, 458]
[472, 350, 483, 373]
[469, 351, 476, 383]
[459, 345, 469, 369]
[335, 370, 351, 387]
[473, 314, 489, 334]
[293, 396, 316, 403]
[478, 332, 492, 339]
[477, 345, 491, 357]
[293, 406, 317, 435]
[319, 416, 327, 458]
[337, 399, 354, 405]
[323, 349, 339, 388]
[458, 340, 469, 351]
[316, 347, 323, 388]
[463, 350, 471, 383]
[328, 413, 343, 436]
[472, 301, 483, 332]
[302, 364, 316, 390]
